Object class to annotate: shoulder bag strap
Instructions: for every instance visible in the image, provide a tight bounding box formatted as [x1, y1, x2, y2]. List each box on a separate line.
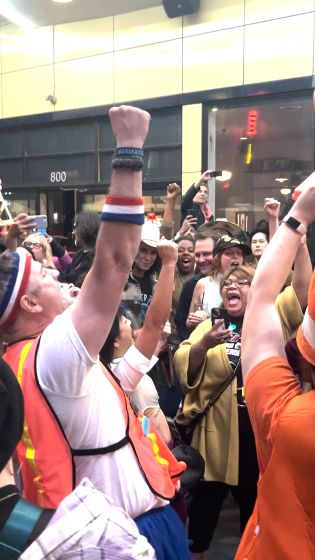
[186, 358, 241, 435]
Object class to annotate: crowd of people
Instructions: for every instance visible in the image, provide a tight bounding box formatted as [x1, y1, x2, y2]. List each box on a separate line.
[0, 104, 314, 559]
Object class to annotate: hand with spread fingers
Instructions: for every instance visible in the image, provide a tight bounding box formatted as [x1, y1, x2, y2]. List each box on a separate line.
[203, 319, 231, 349]
[178, 215, 197, 236]
[5, 214, 36, 252]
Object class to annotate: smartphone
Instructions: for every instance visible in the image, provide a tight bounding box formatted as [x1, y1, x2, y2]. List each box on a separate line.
[33, 215, 48, 230]
[210, 171, 222, 178]
[211, 308, 229, 330]
[186, 208, 196, 219]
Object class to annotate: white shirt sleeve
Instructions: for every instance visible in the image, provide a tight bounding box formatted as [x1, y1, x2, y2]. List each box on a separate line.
[114, 345, 158, 392]
[36, 307, 98, 397]
[111, 345, 160, 413]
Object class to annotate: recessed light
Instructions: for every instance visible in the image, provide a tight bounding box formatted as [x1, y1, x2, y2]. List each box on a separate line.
[212, 108, 218, 112]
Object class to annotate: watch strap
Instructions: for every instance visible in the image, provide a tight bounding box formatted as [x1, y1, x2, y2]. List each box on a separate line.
[283, 215, 307, 235]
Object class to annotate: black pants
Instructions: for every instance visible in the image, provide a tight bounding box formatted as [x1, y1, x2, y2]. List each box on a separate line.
[188, 430, 259, 553]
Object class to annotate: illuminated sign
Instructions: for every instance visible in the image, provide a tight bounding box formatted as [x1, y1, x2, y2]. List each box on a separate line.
[247, 110, 258, 136]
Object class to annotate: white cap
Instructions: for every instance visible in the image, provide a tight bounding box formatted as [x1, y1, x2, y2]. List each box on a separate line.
[141, 221, 160, 248]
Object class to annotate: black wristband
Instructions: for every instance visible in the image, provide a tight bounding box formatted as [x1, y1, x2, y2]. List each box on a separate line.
[112, 157, 144, 171]
[115, 147, 144, 158]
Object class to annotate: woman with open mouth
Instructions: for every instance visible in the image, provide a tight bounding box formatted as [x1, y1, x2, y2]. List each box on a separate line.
[174, 260, 307, 559]
[187, 236, 252, 333]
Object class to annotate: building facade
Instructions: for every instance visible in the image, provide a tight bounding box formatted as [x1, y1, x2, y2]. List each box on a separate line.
[0, 0, 314, 252]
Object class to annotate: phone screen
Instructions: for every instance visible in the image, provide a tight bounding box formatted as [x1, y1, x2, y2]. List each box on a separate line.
[186, 208, 196, 218]
[211, 308, 229, 330]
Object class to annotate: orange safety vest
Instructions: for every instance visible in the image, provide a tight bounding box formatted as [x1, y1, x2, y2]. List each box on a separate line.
[4, 336, 185, 509]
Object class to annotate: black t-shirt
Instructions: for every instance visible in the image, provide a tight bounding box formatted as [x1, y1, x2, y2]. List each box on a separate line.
[133, 273, 153, 325]
[225, 315, 252, 433]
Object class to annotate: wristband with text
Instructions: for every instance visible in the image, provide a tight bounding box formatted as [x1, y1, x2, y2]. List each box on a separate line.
[115, 147, 144, 158]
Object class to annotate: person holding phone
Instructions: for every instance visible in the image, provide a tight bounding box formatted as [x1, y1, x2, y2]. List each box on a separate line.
[187, 236, 252, 332]
[174, 256, 309, 559]
[180, 171, 215, 230]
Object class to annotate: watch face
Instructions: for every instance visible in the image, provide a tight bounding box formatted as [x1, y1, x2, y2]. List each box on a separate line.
[287, 216, 300, 229]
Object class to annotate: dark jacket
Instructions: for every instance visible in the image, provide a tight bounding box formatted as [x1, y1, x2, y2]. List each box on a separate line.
[174, 272, 203, 341]
[180, 184, 214, 230]
[58, 248, 95, 285]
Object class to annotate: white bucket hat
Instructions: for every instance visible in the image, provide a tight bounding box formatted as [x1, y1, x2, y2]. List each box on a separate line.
[141, 221, 160, 248]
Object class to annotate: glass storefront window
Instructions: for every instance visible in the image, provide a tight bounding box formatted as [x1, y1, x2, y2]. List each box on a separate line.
[1, 190, 35, 218]
[208, 96, 314, 233]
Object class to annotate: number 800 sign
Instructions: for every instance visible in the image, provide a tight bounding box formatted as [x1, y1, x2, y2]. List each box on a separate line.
[50, 172, 67, 183]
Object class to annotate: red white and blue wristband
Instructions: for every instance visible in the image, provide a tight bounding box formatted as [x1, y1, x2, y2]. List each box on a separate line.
[0, 251, 31, 328]
[100, 195, 145, 226]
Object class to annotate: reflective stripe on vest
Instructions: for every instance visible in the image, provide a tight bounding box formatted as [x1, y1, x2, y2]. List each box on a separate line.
[5, 337, 185, 508]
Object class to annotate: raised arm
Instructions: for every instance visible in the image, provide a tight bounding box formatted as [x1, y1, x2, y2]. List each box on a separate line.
[264, 197, 280, 239]
[135, 239, 178, 360]
[162, 183, 180, 223]
[181, 171, 212, 216]
[242, 173, 315, 381]
[292, 235, 312, 310]
[71, 106, 150, 359]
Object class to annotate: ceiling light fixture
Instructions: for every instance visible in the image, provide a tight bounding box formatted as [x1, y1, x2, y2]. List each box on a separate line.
[212, 108, 218, 112]
[275, 173, 288, 183]
[280, 188, 291, 195]
[216, 171, 232, 181]
[240, 137, 247, 140]
[51, 0, 74, 3]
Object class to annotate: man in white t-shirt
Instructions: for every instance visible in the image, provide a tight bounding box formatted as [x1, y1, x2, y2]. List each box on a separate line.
[0, 106, 191, 560]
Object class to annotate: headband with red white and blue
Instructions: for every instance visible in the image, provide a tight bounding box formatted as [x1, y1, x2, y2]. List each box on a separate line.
[100, 195, 144, 226]
[0, 252, 31, 328]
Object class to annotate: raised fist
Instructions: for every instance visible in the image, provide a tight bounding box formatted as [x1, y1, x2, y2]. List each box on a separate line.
[167, 183, 180, 201]
[109, 105, 151, 149]
[157, 237, 178, 266]
[264, 198, 280, 219]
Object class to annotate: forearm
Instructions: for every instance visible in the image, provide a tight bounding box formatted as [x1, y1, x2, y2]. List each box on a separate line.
[145, 407, 172, 444]
[163, 200, 176, 224]
[144, 264, 174, 330]
[135, 263, 174, 360]
[292, 242, 312, 310]
[268, 216, 279, 240]
[181, 185, 198, 212]
[5, 233, 17, 252]
[187, 337, 208, 385]
[72, 168, 142, 358]
[250, 224, 302, 308]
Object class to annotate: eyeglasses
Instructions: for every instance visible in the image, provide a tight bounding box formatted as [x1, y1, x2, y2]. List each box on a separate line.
[23, 242, 42, 250]
[223, 279, 249, 289]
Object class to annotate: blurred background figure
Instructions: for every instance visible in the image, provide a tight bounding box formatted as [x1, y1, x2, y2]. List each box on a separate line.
[180, 171, 214, 231]
[58, 210, 100, 285]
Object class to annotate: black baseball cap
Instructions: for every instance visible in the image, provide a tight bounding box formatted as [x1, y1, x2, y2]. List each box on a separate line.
[213, 235, 252, 258]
